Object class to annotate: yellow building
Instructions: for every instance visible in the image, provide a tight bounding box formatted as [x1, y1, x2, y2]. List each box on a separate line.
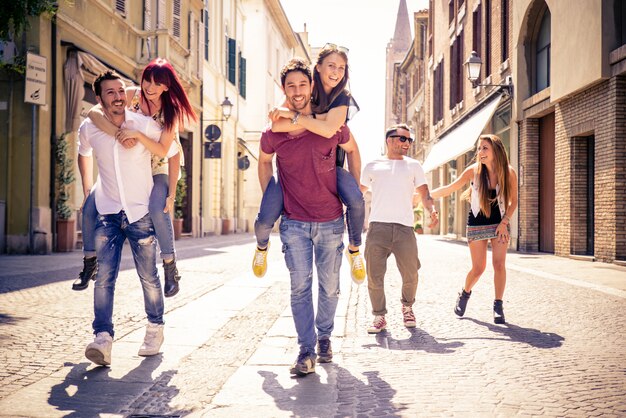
[0, 0, 203, 253]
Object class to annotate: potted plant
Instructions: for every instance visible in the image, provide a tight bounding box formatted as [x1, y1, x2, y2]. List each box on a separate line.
[55, 132, 76, 251]
[173, 167, 186, 240]
[413, 204, 424, 234]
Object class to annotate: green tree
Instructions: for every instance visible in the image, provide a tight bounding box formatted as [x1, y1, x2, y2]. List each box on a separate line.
[0, 0, 58, 74]
[0, 0, 57, 41]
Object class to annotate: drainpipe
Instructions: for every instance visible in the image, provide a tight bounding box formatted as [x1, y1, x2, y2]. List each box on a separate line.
[49, 15, 58, 252]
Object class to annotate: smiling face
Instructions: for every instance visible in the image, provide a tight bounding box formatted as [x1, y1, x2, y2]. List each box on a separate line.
[316, 52, 346, 94]
[283, 70, 313, 112]
[477, 139, 494, 166]
[97, 78, 127, 118]
[386, 127, 412, 159]
[141, 76, 168, 103]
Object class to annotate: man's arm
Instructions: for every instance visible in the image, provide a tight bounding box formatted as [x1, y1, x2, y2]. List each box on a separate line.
[415, 184, 439, 228]
[258, 149, 275, 193]
[338, 132, 361, 184]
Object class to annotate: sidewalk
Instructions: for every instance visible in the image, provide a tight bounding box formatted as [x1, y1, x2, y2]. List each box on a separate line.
[0, 233, 625, 416]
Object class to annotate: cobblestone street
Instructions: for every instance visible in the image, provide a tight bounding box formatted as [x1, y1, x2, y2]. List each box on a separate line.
[0, 234, 625, 417]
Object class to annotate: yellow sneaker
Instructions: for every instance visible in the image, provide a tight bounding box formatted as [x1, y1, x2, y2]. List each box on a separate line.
[345, 248, 366, 284]
[252, 242, 270, 278]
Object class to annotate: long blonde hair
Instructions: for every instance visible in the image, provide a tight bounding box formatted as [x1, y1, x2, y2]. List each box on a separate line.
[461, 135, 511, 217]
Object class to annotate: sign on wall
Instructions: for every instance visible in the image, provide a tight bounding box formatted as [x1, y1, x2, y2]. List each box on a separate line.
[24, 52, 47, 106]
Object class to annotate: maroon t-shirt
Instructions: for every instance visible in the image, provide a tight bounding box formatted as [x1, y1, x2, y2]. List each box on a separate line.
[261, 125, 350, 222]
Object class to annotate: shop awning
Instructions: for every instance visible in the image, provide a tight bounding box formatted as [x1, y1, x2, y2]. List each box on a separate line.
[422, 93, 503, 173]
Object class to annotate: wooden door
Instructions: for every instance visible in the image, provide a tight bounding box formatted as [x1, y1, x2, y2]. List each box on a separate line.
[539, 113, 555, 253]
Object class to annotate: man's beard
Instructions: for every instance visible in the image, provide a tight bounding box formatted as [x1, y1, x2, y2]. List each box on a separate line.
[103, 100, 125, 116]
[288, 95, 309, 111]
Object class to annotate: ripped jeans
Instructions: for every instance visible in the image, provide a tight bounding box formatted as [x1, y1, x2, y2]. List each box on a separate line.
[279, 215, 345, 357]
[92, 211, 164, 337]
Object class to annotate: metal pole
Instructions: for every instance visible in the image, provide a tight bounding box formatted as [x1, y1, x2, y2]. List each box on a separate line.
[29, 104, 36, 253]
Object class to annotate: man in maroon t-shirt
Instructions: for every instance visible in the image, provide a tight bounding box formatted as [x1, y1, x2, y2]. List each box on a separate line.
[258, 58, 361, 377]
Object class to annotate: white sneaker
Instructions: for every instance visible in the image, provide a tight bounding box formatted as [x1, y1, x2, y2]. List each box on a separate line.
[85, 331, 113, 366]
[138, 323, 164, 356]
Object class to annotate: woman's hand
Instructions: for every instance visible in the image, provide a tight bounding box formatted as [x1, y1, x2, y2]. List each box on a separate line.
[268, 107, 293, 122]
[165, 195, 175, 214]
[496, 221, 510, 244]
[429, 210, 439, 228]
[115, 129, 139, 148]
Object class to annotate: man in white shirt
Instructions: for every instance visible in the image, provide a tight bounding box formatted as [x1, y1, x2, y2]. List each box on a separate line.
[360, 123, 439, 334]
[78, 71, 177, 366]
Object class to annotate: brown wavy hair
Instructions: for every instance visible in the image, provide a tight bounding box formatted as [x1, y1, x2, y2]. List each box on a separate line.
[311, 44, 350, 114]
[461, 134, 511, 217]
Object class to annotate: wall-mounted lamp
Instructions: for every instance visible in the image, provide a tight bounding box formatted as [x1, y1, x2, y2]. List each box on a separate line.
[464, 51, 513, 97]
[203, 96, 234, 122]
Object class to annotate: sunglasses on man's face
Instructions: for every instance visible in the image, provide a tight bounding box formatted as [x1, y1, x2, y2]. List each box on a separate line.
[390, 135, 414, 144]
[323, 43, 349, 55]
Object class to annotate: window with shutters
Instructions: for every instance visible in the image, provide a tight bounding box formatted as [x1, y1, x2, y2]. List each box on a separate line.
[239, 52, 246, 99]
[449, 31, 464, 109]
[472, 5, 482, 79]
[115, 0, 126, 16]
[157, 0, 166, 29]
[501, 0, 509, 62]
[189, 12, 197, 76]
[227, 38, 236, 85]
[173, 0, 181, 40]
[485, 0, 492, 77]
[203, 9, 209, 61]
[433, 59, 444, 124]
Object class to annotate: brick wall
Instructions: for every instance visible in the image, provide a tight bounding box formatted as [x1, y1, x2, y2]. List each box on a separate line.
[522, 75, 626, 262]
[518, 118, 539, 252]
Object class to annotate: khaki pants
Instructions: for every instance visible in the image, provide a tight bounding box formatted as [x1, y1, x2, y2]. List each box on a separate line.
[364, 222, 421, 316]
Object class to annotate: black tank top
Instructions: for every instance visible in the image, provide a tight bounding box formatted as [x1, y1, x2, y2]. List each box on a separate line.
[467, 189, 502, 226]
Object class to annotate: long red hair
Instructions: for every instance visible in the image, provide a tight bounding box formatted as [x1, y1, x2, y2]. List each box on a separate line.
[141, 58, 198, 132]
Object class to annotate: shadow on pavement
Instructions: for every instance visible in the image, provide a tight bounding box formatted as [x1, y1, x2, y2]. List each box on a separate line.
[0, 235, 251, 294]
[461, 317, 565, 348]
[48, 356, 183, 417]
[258, 366, 405, 417]
[362, 328, 464, 354]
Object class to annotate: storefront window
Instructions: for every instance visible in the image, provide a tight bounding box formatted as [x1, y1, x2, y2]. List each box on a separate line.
[446, 160, 457, 234]
[492, 105, 511, 156]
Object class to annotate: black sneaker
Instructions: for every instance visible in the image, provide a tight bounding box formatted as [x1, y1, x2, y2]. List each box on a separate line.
[163, 260, 181, 297]
[454, 289, 471, 316]
[317, 338, 333, 363]
[493, 299, 506, 324]
[289, 351, 316, 376]
[72, 256, 98, 291]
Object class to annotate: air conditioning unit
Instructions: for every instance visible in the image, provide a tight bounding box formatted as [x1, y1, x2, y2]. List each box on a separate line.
[505, 75, 513, 85]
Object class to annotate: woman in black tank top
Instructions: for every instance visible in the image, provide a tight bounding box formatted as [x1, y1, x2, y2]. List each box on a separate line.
[431, 135, 518, 324]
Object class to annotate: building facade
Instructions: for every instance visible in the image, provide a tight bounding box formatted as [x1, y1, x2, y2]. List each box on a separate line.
[514, 0, 626, 263]
[391, 0, 626, 265]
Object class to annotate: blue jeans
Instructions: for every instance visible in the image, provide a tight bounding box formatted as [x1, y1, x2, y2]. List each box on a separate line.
[82, 192, 97, 258]
[255, 167, 364, 248]
[82, 174, 175, 259]
[93, 211, 164, 337]
[149, 174, 175, 259]
[279, 215, 345, 356]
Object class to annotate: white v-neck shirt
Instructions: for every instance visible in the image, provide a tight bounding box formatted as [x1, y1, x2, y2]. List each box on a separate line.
[78, 109, 177, 224]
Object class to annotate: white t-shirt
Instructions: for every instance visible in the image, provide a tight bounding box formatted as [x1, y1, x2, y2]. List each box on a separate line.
[78, 109, 178, 224]
[361, 156, 427, 227]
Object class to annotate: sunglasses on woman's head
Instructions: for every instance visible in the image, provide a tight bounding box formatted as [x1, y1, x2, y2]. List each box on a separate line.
[390, 135, 414, 144]
[323, 43, 349, 55]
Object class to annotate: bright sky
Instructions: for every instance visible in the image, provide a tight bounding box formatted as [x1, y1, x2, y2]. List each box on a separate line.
[281, 0, 429, 166]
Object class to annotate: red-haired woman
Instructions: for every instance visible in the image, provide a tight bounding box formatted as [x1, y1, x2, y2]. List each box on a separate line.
[74, 58, 197, 298]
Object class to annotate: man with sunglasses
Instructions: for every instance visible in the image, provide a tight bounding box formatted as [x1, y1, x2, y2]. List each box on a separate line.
[360, 123, 439, 334]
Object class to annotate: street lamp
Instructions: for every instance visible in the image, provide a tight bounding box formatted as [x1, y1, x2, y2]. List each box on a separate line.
[220, 96, 233, 121]
[464, 51, 513, 97]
